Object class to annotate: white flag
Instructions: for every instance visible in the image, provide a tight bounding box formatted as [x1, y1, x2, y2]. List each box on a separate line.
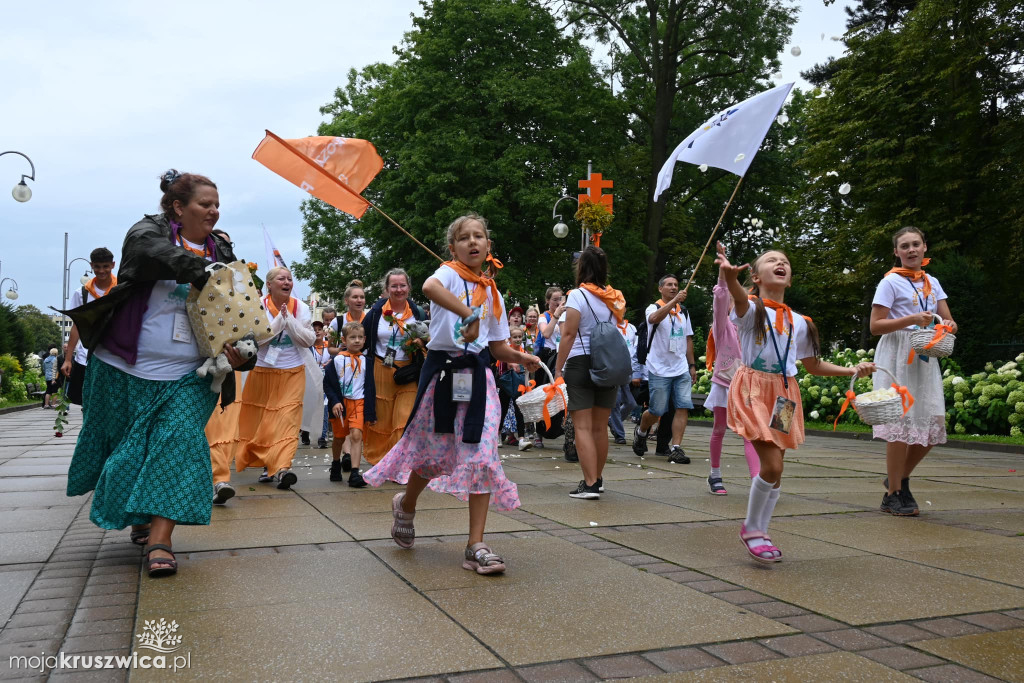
[263, 226, 288, 271]
[654, 83, 794, 201]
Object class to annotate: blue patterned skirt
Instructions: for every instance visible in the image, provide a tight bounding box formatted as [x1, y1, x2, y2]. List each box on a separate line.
[67, 357, 219, 529]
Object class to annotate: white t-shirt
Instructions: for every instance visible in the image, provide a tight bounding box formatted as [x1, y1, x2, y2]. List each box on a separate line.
[70, 284, 109, 365]
[426, 264, 510, 355]
[564, 288, 617, 360]
[331, 352, 366, 400]
[645, 304, 694, 378]
[731, 305, 814, 377]
[622, 322, 645, 380]
[375, 306, 414, 362]
[95, 279, 203, 381]
[539, 310, 561, 349]
[310, 343, 331, 368]
[257, 298, 313, 370]
[872, 273, 947, 328]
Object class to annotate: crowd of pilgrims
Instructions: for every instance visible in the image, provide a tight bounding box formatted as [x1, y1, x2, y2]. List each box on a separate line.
[60, 170, 957, 577]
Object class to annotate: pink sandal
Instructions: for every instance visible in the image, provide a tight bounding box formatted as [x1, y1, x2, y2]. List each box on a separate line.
[740, 523, 781, 564]
[463, 543, 506, 575]
[391, 493, 415, 549]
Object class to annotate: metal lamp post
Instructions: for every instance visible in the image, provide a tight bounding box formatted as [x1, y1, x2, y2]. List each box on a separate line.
[0, 278, 18, 301]
[1, 151, 36, 202]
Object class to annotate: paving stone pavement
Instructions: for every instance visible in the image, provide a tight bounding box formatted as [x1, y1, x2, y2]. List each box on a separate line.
[0, 407, 1022, 681]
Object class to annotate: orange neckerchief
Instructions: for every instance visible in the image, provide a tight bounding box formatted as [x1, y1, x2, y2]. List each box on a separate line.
[313, 341, 327, 353]
[340, 351, 363, 375]
[264, 295, 298, 318]
[346, 310, 365, 324]
[656, 298, 681, 318]
[616, 319, 629, 336]
[83, 275, 117, 301]
[179, 238, 209, 258]
[580, 283, 626, 323]
[886, 258, 932, 299]
[443, 260, 504, 320]
[383, 300, 413, 335]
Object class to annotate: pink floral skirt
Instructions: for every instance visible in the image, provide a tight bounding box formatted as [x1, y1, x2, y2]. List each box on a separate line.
[362, 370, 520, 511]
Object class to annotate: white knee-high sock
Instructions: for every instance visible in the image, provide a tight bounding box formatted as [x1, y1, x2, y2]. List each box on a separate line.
[745, 476, 773, 536]
[758, 487, 781, 534]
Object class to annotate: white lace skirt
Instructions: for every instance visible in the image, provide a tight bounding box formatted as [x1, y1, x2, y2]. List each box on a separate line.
[871, 330, 947, 446]
[705, 381, 729, 410]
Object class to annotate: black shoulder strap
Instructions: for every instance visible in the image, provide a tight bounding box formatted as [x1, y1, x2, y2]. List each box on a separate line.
[81, 285, 89, 304]
[646, 322, 659, 354]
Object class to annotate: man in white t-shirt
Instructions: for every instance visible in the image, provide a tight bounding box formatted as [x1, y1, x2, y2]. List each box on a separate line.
[632, 275, 695, 464]
[62, 247, 116, 405]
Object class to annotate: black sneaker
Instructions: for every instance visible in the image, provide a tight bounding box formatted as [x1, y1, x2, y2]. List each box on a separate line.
[884, 477, 918, 514]
[276, 470, 298, 490]
[564, 450, 579, 463]
[880, 491, 916, 516]
[341, 453, 352, 472]
[348, 470, 367, 488]
[597, 477, 604, 493]
[329, 460, 343, 482]
[654, 449, 671, 457]
[317, 438, 328, 449]
[300, 431, 311, 446]
[632, 426, 649, 456]
[569, 480, 600, 499]
[668, 446, 690, 464]
[613, 437, 627, 445]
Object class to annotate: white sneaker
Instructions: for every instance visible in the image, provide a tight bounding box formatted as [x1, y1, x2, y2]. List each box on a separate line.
[518, 438, 533, 451]
[212, 482, 235, 505]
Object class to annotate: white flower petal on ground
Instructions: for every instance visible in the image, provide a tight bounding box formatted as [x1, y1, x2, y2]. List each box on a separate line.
[589, 521, 599, 527]
[839, 182, 852, 195]
[734, 153, 745, 163]
[791, 46, 802, 56]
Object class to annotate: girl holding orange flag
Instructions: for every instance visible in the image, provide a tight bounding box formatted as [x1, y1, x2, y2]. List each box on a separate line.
[364, 214, 540, 575]
[869, 226, 958, 516]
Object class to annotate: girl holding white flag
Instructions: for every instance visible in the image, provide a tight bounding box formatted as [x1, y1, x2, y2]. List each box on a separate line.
[716, 243, 874, 564]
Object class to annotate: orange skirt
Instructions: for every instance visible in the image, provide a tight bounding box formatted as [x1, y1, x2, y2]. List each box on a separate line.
[363, 358, 416, 466]
[232, 366, 305, 476]
[205, 373, 243, 484]
[727, 365, 804, 451]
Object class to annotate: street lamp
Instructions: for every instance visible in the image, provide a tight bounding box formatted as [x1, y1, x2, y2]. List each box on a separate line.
[1, 151, 36, 203]
[0, 278, 18, 301]
[552, 195, 576, 239]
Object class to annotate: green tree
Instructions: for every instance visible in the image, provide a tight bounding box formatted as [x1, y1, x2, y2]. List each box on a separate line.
[554, 0, 797, 301]
[794, 0, 1024, 364]
[292, 0, 623, 310]
[0, 302, 30, 360]
[14, 305, 62, 354]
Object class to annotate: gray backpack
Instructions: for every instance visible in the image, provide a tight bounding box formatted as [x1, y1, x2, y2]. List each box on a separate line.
[580, 293, 632, 388]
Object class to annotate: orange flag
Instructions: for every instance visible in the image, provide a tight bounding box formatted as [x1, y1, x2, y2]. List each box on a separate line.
[252, 131, 383, 219]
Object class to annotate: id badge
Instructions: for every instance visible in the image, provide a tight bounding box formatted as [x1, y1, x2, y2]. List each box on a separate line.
[769, 396, 797, 435]
[264, 346, 281, 367]
[452, 370, 473, 402]
[172, 312, 193, 343]
[668, 337, 679, 353]
[382, 346, 397, 367]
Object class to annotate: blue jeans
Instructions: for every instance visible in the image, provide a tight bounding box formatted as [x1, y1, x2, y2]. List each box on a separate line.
[647, 372, 694, 417]
[608, 384, 638, 440]
[320, 404, 330, 441]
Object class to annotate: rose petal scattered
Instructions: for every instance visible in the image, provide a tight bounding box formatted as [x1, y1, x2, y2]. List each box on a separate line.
[926, 501, 932, 506]
[734, 153, 746, 163]
[838, 182, 852, 195]
[589, 522, 599, 527]
[791, 46, 802, 56]
[554, 466, 560, 469]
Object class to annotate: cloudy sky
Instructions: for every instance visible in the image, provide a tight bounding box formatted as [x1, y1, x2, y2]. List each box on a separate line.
[1, 1, 851, 314]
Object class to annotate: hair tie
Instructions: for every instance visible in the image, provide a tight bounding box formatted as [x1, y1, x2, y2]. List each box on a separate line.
[162, 169, 182, 185]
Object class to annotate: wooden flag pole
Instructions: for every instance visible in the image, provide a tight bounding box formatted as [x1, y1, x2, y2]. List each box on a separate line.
[262, 130, 444, 263]
[684, 175, 744, 291]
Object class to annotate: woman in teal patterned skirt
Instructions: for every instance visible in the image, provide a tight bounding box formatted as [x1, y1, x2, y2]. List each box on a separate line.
[63, 169, 250, 577]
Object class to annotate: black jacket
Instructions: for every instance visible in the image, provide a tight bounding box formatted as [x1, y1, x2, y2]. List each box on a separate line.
[362, 297, 426, 423]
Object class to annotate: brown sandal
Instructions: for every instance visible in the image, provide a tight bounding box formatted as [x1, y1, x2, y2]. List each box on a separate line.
[463, 543, 506, 575]
[145, 544, 177, 578]
[129, 525, 151, 546]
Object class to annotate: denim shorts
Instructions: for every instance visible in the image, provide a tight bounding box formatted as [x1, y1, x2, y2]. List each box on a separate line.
[647, 372, 694, 416]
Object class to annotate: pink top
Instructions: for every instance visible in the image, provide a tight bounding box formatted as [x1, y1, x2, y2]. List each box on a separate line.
[711, 278, 742, 388]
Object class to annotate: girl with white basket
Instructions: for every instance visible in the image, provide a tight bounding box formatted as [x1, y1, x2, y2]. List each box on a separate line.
[363, 214, 541, 575]
[869, 226, 958, 516]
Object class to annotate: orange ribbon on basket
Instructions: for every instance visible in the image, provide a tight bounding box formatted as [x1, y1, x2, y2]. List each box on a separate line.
[517, 380, 537, 395]
[906, 323, 952, 364]
[540, 377, 566, 430]
[834, 389, 858, 431]
[892, 383, 915, 415]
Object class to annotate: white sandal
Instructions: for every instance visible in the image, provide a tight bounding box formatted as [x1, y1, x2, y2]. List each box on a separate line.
[463, 542, 506, 575]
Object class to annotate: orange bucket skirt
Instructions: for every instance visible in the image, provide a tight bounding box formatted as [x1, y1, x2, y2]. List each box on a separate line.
[363, 358, 417, 466]
[727, 365, 805, 451]
[232, 366, 305, 476]
[205, 373, 243, 485]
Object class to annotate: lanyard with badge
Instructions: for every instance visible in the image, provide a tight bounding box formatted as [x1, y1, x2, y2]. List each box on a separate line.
[382, 311, 404, 367]
[450, 279, 474, 402]
[668, 310, 683, 353]
[172, 237, 210, 345]
[263, 296, 289, 366]
[904, 277, 933, 363]
[765, 316, 797, 435]
[342, 357, 356, 398]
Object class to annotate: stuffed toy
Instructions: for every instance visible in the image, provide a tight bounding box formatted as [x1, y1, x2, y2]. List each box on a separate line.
[197, 333, 258, 393]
